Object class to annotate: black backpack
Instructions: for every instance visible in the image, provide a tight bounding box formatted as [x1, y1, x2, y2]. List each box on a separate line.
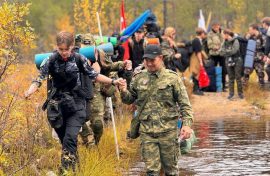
[183, 40, 194, 56]
[47, 52, 93, 101]
[236, 36, 248, 60]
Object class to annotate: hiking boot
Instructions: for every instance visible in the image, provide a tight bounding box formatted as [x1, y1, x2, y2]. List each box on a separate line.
[193, 90, 204, 96]
[238, 94, 244, 99]
[227, 94, 234, 100]
[81, 135, 95, 148]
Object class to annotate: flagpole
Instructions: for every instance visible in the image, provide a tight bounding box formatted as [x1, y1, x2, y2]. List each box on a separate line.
[206, 11, 212, 31]
[96, 12, 103, 42]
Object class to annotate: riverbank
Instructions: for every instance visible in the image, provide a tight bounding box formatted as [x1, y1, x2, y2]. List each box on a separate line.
[192, 82, 270, 121]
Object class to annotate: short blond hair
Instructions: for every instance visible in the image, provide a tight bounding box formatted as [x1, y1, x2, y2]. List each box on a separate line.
[164, 27, 176, 38]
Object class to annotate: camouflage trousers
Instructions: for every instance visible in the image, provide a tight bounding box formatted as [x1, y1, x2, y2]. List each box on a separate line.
[80, 86, 105, 145]
[140, 131, 179, 176]
[226, 57, 243, 95]
[243, 60, 265, 86]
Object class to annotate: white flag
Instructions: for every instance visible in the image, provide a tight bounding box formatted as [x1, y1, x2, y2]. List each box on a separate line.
[198, 9, 206, 31]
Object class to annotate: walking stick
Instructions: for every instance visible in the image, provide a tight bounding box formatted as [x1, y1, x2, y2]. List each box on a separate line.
[96, 12, 120, 160]
[107, 97, 120, 160]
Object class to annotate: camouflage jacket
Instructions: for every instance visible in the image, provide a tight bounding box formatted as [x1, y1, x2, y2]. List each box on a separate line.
[220, 38, 241, 59]
[247, 33, 265, 60]
[95, 49, 127, 93]
[207, 30, 224, 56]
[161, 40, 178, 71]
[121, 67, 193, 134]
[98, 49, 124, 76]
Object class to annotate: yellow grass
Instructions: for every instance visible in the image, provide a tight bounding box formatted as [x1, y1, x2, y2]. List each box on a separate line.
[0, 64, 140, 176]
[244, 72, 267, 109]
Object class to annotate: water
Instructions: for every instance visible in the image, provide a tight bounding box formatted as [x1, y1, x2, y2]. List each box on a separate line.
[125, 116, 270, 176]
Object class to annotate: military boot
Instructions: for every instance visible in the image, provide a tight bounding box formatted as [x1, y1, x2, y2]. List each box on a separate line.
[238, 93, 244, 99]
[91, 120, 103, 145]
[227, 94, 234, 100]
[59, 149, 77, 175]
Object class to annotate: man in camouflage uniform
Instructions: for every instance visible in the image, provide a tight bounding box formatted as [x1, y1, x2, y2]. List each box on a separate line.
[119, 45, 193, 176]
[78, 33, 132, 146]
[243, 24, 265, 87]
[207, 22, 227, 91]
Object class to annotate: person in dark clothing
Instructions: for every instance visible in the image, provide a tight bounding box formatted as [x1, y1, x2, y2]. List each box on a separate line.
[128, 28, 145, 70]
[112, 44, 125, 62]
[111, 32, 125, 62]
[25, 31, 124, 174]
[191, 28, 207, 95]
[220, 29, 243, 99]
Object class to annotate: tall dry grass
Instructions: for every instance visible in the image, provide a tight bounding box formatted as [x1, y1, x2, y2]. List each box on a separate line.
[0, 64, 140, 175]
[244, 72, 268, 109]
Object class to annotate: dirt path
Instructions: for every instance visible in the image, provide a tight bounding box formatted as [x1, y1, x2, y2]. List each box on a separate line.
[191, 91, 270, 121]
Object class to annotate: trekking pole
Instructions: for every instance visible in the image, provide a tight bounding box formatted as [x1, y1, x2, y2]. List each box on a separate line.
[107, 97, 120, 160]
[96, 12, 103, 43]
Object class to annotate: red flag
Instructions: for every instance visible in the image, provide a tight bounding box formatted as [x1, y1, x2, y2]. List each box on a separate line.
[120, 0, 129, 60]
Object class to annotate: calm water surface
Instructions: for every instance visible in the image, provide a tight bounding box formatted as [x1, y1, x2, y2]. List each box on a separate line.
[125, 116, 270, 176]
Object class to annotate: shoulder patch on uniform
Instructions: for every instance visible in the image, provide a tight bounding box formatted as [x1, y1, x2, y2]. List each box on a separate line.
[167, 69, 178, 75]
[133, 69, 146, 78]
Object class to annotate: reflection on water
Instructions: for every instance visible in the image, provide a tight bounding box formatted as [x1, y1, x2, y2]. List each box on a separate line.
[124, 116, 270, 176]
[179, 116, 270, 176]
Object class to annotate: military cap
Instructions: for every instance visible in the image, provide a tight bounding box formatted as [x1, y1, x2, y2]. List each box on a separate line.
[82, 33, 96, 45]
[143, 44, 162, 59]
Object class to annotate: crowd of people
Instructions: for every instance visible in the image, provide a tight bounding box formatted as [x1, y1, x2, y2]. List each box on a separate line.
[24, 13, 270, 176]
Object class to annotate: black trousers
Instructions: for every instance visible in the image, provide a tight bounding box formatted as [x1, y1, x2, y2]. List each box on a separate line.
[211, 55, 227, 90]
[54, 98, 86, 155]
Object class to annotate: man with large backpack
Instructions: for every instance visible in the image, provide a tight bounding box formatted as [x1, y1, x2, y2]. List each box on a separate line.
[243, 24, 265, 87]
[78, 33, 132, 146]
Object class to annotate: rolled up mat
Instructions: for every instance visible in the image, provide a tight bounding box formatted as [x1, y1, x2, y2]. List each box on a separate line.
[35, 53, 53, 69]
[95, 36, 117, 46]
[244, 39, 256, 68]
[97, 43, 114, 56]
[35, 47, 97, 69]
[79, 46, 96, 62]
[215, 66, 223, 92]
[145, 38, 160, 45]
